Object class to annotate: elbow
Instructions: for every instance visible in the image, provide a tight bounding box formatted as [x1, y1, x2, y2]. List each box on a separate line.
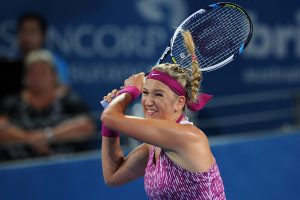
[103, 176, 120, 187]
[104, 179, 116, 187]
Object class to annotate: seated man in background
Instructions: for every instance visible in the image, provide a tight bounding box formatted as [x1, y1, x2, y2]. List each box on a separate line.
[0, 50, 95, 161]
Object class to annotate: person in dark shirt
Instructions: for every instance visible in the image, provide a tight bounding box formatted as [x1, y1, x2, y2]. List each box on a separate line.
[0, 50, 95, 160]
[0, 12, 69, 104]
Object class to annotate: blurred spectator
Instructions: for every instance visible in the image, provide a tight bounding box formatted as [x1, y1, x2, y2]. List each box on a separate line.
[17, 11, 70, 84]
[0, 12, 70, 104]
[0, 50, 95, 161]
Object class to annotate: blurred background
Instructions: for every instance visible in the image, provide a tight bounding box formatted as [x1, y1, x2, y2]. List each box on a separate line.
[0, 0, 299, 199]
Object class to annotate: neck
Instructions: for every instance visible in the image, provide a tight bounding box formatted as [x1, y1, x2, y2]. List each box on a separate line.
[173, 112, 184, 123]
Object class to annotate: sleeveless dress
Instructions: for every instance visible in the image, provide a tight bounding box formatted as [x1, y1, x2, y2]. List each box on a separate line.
[144, 119, 226, 200]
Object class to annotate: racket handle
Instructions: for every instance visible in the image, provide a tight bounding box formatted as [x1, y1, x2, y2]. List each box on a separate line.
[100, 100, 109, 109]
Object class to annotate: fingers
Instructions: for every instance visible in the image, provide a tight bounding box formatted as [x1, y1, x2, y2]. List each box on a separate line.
[111, 89, 118, 97]
[102, 72, 144, 102]
[103, 89, 118, 102]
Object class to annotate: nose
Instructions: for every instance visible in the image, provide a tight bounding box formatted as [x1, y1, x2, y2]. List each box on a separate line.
[144, 95, 154, 106]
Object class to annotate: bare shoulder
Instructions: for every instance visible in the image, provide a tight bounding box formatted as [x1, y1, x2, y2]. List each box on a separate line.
[166, 124, 214, 173]
[181, 123, 209, 145]
[189, 125, 212, 157]
[172, 122, 212, 156]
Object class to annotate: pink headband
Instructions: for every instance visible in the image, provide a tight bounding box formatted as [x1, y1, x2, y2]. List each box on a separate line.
[147, 70, 186, 96]
[146, 70, 213, 111]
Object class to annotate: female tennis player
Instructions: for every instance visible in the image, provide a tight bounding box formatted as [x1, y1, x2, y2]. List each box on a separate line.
[101, 31, 226, 200]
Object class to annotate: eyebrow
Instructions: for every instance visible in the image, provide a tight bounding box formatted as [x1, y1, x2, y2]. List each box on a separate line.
[143, 88, 165, 93]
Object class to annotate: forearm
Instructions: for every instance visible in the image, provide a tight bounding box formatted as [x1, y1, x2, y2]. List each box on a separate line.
[100, 81, 147, 186]
[101, 93, 132, 128]
[50, 116, 95, 141]
[101, 137, 149, 186]
[0, 125, 28, 143]
[101, 137, 125, 186]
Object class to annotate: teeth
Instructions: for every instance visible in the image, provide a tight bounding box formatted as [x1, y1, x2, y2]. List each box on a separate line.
[146, 110, 156, 115]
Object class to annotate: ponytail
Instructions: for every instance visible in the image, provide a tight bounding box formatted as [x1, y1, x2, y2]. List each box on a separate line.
[182, 30, 202, 102]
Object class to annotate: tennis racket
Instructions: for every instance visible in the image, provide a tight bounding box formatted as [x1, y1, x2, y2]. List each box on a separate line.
[157, 2, 253, 72]
[101, 2, 253, 108]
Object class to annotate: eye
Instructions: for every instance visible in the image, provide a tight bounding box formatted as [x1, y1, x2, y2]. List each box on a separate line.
[155, 92, 163, 97]
[142, 90, 149, 95]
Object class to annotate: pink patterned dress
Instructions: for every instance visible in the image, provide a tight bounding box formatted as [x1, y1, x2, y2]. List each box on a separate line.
[144, 121, 226, 199]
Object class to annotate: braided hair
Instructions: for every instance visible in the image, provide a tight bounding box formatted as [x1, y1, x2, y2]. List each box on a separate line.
[151, 30, 202, 103]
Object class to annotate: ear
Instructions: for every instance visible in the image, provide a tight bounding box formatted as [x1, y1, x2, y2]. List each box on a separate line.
[174, 96, 186, 112]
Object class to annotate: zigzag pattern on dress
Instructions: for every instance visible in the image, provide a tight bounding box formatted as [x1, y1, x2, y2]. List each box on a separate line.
[144, 120, 226, 200]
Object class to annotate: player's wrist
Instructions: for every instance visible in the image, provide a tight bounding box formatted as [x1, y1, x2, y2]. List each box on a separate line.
[101, 123, 120, 138]
[117, 86, 141, 102]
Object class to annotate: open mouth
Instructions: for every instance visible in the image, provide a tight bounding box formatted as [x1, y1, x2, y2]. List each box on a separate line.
[145, 109, 157, 116]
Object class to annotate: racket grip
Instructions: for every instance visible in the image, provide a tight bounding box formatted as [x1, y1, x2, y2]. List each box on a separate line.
[100, 100, 109, 109]
[100, 86, 140, 109]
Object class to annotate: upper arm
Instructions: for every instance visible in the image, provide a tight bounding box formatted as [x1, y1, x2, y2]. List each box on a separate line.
[106, 143, 150, 186]
[102, 110, 200, 152]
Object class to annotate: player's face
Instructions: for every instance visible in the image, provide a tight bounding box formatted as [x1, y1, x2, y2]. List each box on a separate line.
[142, 79, 180, 120]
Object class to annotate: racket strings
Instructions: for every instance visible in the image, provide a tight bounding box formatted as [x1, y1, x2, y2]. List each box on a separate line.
[172, 6, 251, 70]
[182, 10, 248, 64]
[185, 20, 248, 67]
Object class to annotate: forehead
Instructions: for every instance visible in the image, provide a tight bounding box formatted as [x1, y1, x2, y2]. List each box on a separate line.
[22, 19, 40, 28]
[27, 61, 53, 71]
[144, 79, 171, 92]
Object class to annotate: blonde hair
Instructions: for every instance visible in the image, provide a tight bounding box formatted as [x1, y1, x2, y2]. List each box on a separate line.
[151, 30, 202, 102]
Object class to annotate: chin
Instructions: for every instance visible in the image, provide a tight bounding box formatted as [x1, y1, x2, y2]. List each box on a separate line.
[145, 115, 156, 119]
[144, 113, 160, 119]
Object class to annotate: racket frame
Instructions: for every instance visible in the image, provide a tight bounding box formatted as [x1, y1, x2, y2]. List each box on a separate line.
[157, 2, 253, 72]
